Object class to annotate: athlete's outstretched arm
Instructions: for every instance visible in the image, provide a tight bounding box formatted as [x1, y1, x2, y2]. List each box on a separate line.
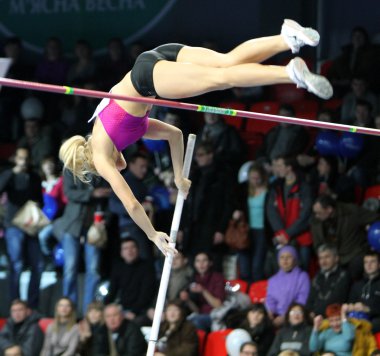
[144, 118, 191, 195]
[93, 153, 176, 256]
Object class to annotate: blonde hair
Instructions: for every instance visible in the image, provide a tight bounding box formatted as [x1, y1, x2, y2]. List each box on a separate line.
[59, 135, 98, 183]
[53, 297, 77, 331]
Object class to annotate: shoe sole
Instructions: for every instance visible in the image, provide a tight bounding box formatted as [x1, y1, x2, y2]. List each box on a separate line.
[284, 19, 320, 47]
[293, 57, 333, 99]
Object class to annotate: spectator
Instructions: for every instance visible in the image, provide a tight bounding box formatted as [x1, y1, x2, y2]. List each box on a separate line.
[38, 156, 66, 270]
[53, 169, 111, 314]
[0, 147, 43, 308]
[108, 151, 154, 260]
[180, 252, 225, 331]
[348, 250, 380, 333]
[67, 40, 97, 86]
[341, 76, 378, 125]
[155, 299, 198, 356]
[353, 99, 374, 128]
[327, 26, 377, 96]
[98, 37, 129, 91]
[265, 246, 310, 327]
[311, 194, 379, 279]
[198, 112, 246, 172]
[233, 163, 268, 282]
[0, 36, 33, 142]
[167, 251, 193, 301]
[35, 37, 68, 85]
[40, 297, 80, 356]
[104, 238, 156, 325]
[267, 303, 312, 356]
[17, 100, 56, 171]
[309, 304, 355, 356]
[239, 341, 259, 356]
[3, 345, 23, 356]
[306, 244, 350, 318]
[267, 155, 313, 270]
[0, 299, 43, 355]
[77, 301, 104, 356]
[181, 142, 234, 269]
[371, 351, 380, 356]
[239, 303, 274, 356]
[256, 104, 309, 161]
[308, 155, 355, 203]
[93, 303, 146, 356]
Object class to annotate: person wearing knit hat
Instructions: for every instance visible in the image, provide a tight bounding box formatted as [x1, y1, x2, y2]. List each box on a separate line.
[265, 246, 310, 328]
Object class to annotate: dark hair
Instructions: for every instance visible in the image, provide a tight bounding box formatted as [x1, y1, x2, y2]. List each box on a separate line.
[279, 104, 296, 116]
[370, 350, 380, 356]
[11, 299, 28, 308]
[274, 155, 298, 171]
[315, 194, 337, 209]
[351, 26, 370, 44]
[4, 36, 22, 47]
[195, 140, 215, 155]
[364, 250, 380, 261]
[356, 98, 372, 112]
[240, 341, 258, 353]
[128, 151, 149, 164]
[285, 303, 311, 326]
[194, 251, 213, 262]
[120, 238, 139, 249]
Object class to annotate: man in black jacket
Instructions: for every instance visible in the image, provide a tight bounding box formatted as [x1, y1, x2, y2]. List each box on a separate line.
[104, 238, 156, 325]
[306, 244, 350, 317]
[0, 147, 43, 308]
[93, 303, 146, 356]
[311, 194, 379, 279]
[348, 250, 380, 332]
[0, 299, 43, 355]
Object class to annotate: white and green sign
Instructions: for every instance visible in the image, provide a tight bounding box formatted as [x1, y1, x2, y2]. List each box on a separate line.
[0, 0, 177, 53]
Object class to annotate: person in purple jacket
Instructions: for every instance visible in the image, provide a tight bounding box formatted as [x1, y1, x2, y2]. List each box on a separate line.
[265, 245, 310, 328]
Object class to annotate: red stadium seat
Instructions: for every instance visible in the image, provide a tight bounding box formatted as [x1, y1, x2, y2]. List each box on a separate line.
[270, 83, 308, 104]
[321, 98, 343, 111]
[320, 59, 333, 77]
[248, 280, 268, 303]
[295, 99, 319, 120]
[364, 185, 380, 200]
[226, 279, 249, 294]
[0, 318, 6, 330]
[219, 101, 246, 130]
[245, 102, 279, 135]
[204, 329, 232, 356]
[0, 143, 17, 160]
[375, 332, 380, 348]
[38, 318, 54, 333]
[197, 329, 207, 355]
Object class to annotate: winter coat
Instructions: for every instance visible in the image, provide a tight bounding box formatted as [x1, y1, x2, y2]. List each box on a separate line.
[0, 313, 44, 355]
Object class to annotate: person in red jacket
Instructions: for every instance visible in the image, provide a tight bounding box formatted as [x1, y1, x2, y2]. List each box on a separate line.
[267, 155, 313, 270]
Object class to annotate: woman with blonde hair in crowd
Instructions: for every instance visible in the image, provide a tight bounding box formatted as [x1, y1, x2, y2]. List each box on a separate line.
[59, 19, 332, 259]
[233, 163, 269, 283]
[77, 301, 104, 356]
[40, 297, 80, 356]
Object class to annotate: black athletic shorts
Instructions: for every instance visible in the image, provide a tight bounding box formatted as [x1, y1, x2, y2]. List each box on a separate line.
[130, 43, 184, 97]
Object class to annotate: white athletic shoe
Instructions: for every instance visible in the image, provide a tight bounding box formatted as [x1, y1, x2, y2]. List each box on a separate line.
[286, 57, 333, 99]
[281, 19, 320, 53]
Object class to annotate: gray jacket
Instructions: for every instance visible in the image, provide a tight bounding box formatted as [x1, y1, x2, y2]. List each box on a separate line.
[53, 170, 94, 239]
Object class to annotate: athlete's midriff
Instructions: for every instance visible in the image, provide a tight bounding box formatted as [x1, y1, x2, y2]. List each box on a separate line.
[97, 100, 149, 151]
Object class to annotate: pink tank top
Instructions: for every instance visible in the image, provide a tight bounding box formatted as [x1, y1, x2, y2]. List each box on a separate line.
[89, 98, 149, 151]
